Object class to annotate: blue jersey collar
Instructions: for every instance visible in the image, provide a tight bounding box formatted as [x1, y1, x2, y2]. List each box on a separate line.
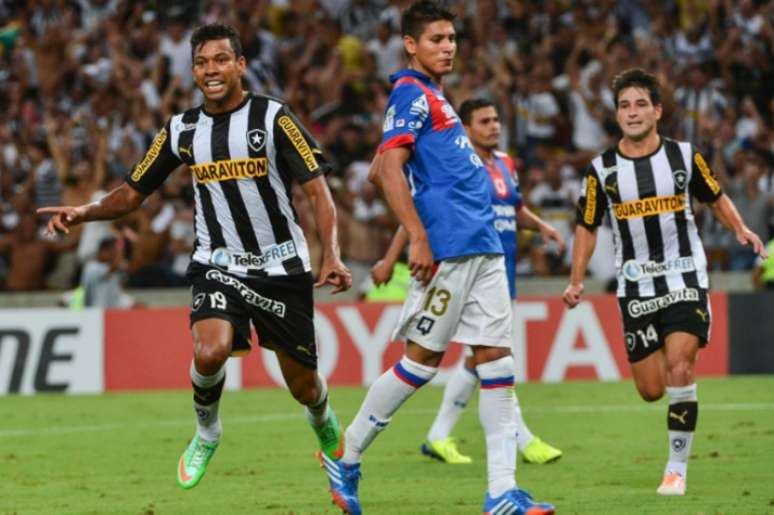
[389, 68, 436, 86]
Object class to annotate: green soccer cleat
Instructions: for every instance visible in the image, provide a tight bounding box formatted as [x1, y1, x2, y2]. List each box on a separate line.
[313, 408, 344, 460]
[177, 434, 219, 489]
[521, 436, 562, 464]
[421, 437, 472, 464]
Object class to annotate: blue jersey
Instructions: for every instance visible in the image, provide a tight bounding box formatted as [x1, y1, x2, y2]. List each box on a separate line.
[485, 151, 523, 299]
[378, 69, 502, 261]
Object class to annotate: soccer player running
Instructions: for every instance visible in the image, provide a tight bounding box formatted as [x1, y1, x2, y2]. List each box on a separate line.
[563, 68, 767, 496]
[38, 24, 352, 492]
[318, 3, 555, 514]
[370, 98, 564, 466]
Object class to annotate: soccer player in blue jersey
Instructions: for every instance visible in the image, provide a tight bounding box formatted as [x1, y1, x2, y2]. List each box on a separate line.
[317, 3, 555, 514]
[369, 98, 564, 466]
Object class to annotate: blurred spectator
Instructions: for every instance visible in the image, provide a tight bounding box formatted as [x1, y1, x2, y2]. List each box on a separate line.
[527, 159, 579, 275]
[366, 19, 404, 81]
[79, 235, 134, 308]
[0, 214, 75, 290]
[722, 155, 774, 271]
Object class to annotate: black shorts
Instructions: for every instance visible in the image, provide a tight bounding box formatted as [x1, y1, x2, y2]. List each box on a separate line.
[187, 262, 317, 368]
[618, 288, 711, 363]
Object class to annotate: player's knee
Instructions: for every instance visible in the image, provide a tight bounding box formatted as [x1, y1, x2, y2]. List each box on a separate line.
[286, 374, 319, 406]
[475, 354, 515, 386]
[667, 360, 694, 384]
[194, 338, 231, 372]
[637, 383, 665, 402]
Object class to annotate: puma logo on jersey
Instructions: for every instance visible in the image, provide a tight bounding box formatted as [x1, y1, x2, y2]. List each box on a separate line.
[179, 145, 193, 157]
[669, 410, 688, 424]
[695, 308, 709, 322]
[604, 183, 619, 196]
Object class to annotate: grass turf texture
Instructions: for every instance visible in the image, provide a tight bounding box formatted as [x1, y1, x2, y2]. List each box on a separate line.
[2, 376, 774, 515]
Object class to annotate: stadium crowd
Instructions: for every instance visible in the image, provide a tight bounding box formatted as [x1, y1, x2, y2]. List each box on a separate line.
[0, 0, 772, 296]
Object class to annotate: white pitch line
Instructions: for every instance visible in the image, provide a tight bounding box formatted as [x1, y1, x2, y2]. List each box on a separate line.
[1, 402, 773, 438]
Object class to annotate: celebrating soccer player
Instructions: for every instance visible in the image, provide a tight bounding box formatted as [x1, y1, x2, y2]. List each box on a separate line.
[370, 98, 564, 466]
[563, 68, 767, 496]
[316, 3, 555, 514]
[38, 23, 351, 493]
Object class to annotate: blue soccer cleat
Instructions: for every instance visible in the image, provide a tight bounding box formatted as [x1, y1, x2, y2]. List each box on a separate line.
[317, 450, 362, 515]
[482, 488, 555, 515]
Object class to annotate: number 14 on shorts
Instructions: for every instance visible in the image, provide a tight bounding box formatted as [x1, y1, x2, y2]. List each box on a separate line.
[626, 324, 657, 351]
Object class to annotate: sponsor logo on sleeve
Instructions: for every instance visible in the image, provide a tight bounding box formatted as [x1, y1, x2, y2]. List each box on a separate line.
[383, 105, 396, 132]
[278, 115, 319, 172]
[131, 128, 167, 182]
[694, 152, 720, 194]
[583, 175, 598, 225]
[626, 288, 699, 318]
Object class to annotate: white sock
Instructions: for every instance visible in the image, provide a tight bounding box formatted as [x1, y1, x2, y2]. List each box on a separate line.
[513, 390, 534, 450]
[427, 364, 478, 441]
[305, 372, 329, 427]
[477, 356, 518, 497]
[190, 362, 226, 442]
[342, 356, 437, 464]
[665, 383, 698, 478]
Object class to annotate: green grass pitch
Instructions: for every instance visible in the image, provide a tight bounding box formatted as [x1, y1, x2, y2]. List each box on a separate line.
[3, 376, 774, 514]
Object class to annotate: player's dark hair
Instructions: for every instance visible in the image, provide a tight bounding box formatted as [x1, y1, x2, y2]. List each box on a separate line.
[458, 98, 495, 126]
[190, 23, 243, 60]
[401, 1, 456, 40]
[612, 68, 662, 108]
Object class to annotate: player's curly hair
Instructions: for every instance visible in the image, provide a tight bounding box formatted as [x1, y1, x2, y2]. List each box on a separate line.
[401, 1, 456, 40]
[612, 68, 662, 108]
[190, 23, 243, 60]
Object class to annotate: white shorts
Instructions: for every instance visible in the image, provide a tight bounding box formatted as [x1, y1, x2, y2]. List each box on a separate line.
[392, 254, 513, 352]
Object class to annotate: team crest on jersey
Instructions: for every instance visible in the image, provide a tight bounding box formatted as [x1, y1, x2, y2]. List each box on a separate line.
[410, 95, 429, 118]
[672, 169, 687, 190]
[247, 129, 266, 152]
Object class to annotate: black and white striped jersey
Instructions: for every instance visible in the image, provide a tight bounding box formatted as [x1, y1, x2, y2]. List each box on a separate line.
[126, 93, 329, 278]
[576, 137, 723, 298]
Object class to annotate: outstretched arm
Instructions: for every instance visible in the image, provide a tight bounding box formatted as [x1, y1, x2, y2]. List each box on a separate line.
[302, 175, 352, 293]
[563, 224, 597, 308]
[710, 194, 767, 257]
[37, 182, 146, 236]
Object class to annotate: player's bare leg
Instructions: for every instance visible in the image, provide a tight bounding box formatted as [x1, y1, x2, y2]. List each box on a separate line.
[274, 349, 344, 460]
[658, 332, 700, 495]
[631, 348, 668, 402]
[178, 319, 232, 489]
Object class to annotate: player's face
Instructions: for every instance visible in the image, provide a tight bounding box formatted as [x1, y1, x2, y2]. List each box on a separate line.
[616, 87, 662, 141]
[465, 106, 500, 150]
[192, 39, 246, 108]
[404, 20, 456, 79]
